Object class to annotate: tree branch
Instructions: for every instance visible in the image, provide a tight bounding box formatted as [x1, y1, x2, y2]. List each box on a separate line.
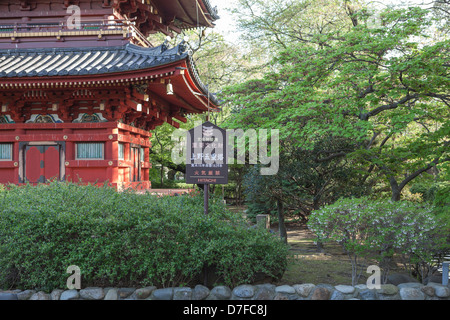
[361, 94, 420, 120]
[149, 148, 186, 174]
[315, 151, 348, 163]
[366, 131, 380, 149]
[399, 155, 450, 191]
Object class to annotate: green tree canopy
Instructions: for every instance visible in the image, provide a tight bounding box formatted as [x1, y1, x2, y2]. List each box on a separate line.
[223, 5, 449, 201]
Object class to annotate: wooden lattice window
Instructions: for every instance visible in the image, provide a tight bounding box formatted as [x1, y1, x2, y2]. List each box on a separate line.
[0, 143, 12, 160]
[118, 143, 125, 160]
[76, 143, 104, 160]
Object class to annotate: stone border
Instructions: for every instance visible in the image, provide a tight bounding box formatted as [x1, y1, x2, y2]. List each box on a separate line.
[1, 282, 449, 300]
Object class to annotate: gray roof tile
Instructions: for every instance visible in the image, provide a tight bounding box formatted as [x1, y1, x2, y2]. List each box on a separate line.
[0, 43, 188, 78]
[0, 41, 220, 105]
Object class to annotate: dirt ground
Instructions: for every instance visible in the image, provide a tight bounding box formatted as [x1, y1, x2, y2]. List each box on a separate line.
[275, 220, 420, 286]
[271, 222, 358, 285]
[228, 205, 410, 286]
[226, 203, 428, 286]
[274, 220, 365, 286]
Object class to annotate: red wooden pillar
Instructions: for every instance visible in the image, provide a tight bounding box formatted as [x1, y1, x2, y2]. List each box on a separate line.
[142, 146, 149, 182]
[63, 128, 73, 182]
[110, 140, 119, 184]
[12, 141, 20, 184]
[123, 129, 131, 183]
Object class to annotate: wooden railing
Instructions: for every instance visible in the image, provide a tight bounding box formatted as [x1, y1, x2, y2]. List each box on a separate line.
[0, 18, 153, 47]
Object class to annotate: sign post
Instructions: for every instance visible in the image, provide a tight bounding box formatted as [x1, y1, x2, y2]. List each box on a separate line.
[186, 121, 228, 215]
[186, 121, 228, 286]
[204, 183, 209, 215]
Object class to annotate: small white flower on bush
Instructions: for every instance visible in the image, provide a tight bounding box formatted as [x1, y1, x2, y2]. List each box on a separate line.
[307, 197, 448, 284]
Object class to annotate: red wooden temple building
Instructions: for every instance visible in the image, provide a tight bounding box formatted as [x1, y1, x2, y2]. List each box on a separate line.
[0, 0, 219, 190]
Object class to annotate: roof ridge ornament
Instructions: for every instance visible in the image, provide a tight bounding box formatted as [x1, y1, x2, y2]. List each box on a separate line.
[161, 36, 172, 53]
[178, 36, 190, 55]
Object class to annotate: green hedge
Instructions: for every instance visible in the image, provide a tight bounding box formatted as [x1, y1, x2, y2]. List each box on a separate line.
[0, 182, 288, 291]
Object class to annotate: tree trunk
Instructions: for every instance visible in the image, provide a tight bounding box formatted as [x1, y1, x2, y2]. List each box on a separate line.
[389, 177, 401, 202]
[313, 196, 321, 211]
[391, 188, 401, 202]
[387, 155, 449, 202]
[277, 199, 288, 244]
[313, 196, 324, 252]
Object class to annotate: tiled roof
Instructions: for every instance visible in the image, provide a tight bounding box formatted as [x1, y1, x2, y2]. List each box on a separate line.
[0, 43, 188, 78]
[202, 0, 220, 20]
[0, 41, 219, 106]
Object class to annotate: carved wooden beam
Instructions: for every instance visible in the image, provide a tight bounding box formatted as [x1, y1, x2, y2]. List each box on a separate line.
[20, 0, 31, 11]
[172, 113, 188, 123]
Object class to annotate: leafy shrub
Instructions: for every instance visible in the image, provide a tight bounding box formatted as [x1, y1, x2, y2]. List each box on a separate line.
[150, 178, 194, 189]
[433, 181, 450, 214]
[245, 201, 277, 224]
[308, 197, 449, 285]
[0, 182, 288, 291]
[410, 178, 450, 231]
[213, 182, 240, 200]
[410, 181, 442, 203]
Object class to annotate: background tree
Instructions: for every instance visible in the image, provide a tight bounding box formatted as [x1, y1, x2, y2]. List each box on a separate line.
[146, 26, 257, 188]
[242, 135, 372, 245]
[232, 0, 358, 51]
[223, 4, 449, 202]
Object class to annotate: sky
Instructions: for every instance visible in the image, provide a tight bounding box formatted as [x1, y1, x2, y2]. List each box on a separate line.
[211, 1, 238, 43]
[209, 0, 436, 43]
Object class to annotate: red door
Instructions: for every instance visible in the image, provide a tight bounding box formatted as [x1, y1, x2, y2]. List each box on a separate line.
[131, 147, 141, 182]
[25, 145, 60, 183]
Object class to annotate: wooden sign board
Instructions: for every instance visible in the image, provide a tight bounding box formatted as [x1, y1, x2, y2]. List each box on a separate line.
[185, 121, 228, 185]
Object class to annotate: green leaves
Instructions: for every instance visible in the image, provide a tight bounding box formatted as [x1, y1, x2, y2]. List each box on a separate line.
[0, 182, 288, 290]
[308, 197, 449, 283]
[223, 4, 449, 201]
